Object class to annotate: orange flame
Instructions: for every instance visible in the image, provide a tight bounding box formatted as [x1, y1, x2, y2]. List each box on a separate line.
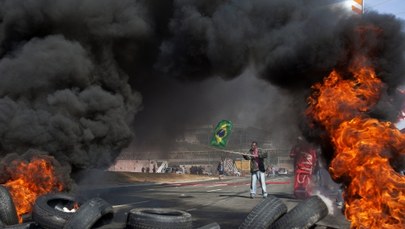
[3, 156, 64, 223]
[306, 57, 405, 228]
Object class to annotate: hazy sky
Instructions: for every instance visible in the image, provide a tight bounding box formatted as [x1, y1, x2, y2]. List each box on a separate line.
[364, 0, 405, 20]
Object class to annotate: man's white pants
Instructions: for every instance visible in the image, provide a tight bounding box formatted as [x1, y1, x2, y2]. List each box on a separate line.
[250, 170, 267, 195]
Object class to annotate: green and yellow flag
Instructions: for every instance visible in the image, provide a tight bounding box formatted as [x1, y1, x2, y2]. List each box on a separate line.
[210, 120, 233, 148]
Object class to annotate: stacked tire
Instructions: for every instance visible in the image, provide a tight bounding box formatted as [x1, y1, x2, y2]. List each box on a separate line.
[239, 195, 287, 229]
[0, 185, 19, 227]
[271, 195, 329, 229]
[239, 195, 329, 229]
[126, 208, 193, 229]
[32, 193, 113, 229]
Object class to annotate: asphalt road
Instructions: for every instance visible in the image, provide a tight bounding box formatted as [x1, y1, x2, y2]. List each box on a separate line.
[74, 175, 350, 229]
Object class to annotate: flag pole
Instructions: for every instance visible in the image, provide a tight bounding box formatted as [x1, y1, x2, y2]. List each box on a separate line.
[208, 147, 250, 156]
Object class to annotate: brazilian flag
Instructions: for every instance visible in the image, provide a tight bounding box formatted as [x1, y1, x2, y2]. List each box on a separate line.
[210, 120, 233, 148]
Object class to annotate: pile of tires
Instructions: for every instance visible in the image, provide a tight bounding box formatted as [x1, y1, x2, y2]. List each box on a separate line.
[238, 195, 329, 229]
[239, 195, 287, 229]
[0, 185, 114, 229]
[32, 194, 114, 229]
[270, 195, 329, 229]
[1, 184, 202, 229]
[2, 182, 329, 229]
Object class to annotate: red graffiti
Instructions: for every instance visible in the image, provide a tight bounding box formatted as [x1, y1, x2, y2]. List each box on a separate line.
[290, 145, 317, 199]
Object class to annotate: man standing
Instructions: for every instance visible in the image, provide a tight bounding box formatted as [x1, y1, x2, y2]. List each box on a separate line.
[217, 161, 224, 180]
[243, 141, 268, 198]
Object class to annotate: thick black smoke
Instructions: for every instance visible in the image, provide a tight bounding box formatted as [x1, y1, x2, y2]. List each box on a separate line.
[0, 0, 403, 170]
[152, 0, 405, 149]
[0, 0, 147, 169]
[157, 0, 405, 87]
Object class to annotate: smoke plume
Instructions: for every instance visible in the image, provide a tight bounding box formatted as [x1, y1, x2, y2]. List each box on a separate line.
[0, 0, 403, 170]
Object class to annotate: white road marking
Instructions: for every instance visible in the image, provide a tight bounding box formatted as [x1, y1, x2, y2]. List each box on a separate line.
[207, 189, 222, 192]
[206, 184, 227, 188]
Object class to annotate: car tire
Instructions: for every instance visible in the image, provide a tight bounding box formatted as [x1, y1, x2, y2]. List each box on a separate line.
[63, 197, 113, 229]
[238, 195, 287, 229]
[3, 221, 39, 229]
[31, 193, 79, 229]
[126, 208, 192, 229]
[271, 195, 329, 229]
[0, 185, 19, 226]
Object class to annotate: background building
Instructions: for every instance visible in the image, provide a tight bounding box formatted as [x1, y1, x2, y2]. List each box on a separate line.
[110, 124, 293, 175]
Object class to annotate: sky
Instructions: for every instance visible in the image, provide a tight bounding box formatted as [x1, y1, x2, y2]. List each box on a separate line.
[364, 0, 405, 20]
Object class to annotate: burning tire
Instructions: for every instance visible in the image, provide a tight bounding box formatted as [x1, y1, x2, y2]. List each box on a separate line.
[32, 193, 79, 229]
[126, 208, 192, 229]
[0, 185, 19, 226]
[271, 195, 328, 229]
[63, 197, 113, 229]
[238, 195, 287, 229]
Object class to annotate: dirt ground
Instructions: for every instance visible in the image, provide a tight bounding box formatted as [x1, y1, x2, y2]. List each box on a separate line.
[72, 170, 217, 186]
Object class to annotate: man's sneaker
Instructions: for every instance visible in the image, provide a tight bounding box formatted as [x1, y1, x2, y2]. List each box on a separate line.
[263, 192, 268, 198]
[250, 194, 255, 199]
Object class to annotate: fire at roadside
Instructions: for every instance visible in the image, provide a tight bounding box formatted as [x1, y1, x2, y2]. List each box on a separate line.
[305, 24, 405, 227]
[0, 152, 72, 223]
